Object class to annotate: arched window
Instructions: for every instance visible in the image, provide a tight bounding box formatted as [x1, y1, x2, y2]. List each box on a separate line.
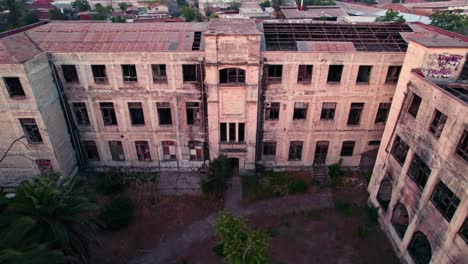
[219, 68, 245, 84]
[391, 203, 409, 238]
[377, 179, 392, 211]
[408, 231, 432, 264]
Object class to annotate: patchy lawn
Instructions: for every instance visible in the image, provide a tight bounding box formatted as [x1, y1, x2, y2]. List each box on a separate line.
[90, 185, 222, 264]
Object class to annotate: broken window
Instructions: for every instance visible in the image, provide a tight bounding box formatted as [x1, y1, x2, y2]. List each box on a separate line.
[82, 141, 100, 161]
[91, 65, 107, 84]
[100, 102, 118, 126]
[297, 65, 313, 83]
[265, 102, 280, 120]
[408, 232, 432, 264]
[122, 64, 138, 82]
[263, 141, 277, 157]
[385, 66, 402, 83]
[408, 154, 431, 189]
[36, 159, 53, 173]
[186, 102, 200, 125]
[391, 203, 409, 238]
[152, 64, 167, 83]
[135, 141, 151, 161]
[162, 141, 176, 161]
[220, 123, 244, 143]
[267, 65, 282, 83]
[72, 102, 90, 126]
[431, 180, 460, 221]
[3, 77, 25, 97]
[61, 65, 79, 83]
[293, 102, 308, 120]
[356, 65, 372, 83]
[229, 123, 236, 142]
[109, 141, 125, 161]
[340, 141, 355, 156]
[220, 123, 227, 142]
[456, 130, 468, 162]
[459, 219, 468, 243]
[347, 103, 364, 125]
[183, 64, 199, 82]
[189, 141, 203, 161]
[157, 102, 172, 125]
[288, 141, 303, 161]
[320, 102, 336, 120]
[219, 68, 245, 84]
[375, 103, 391, 124]
[19, 118, 43, 143]
[327, 65, 343, 83]
[391, 135, 409, 165]
[128, 102, 145, 126]
[377, 178, 392, 211]
[428, 109, 447, 139]
[408, 93, 422, 118]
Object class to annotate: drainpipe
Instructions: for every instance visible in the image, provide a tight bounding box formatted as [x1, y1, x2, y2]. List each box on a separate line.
[254, 58, 266, 174]
[48, 57, 86, 168]
[198, 57, 210, 161]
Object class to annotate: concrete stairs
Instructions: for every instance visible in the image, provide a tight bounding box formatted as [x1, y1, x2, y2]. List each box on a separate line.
[313, 166, 330, 182]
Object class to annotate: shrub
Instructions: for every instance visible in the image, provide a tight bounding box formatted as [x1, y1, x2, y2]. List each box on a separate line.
[363, 205, 379, 226]
[334, 200, 352, 216]
[288, 179, 308, 194]
[212, 243, 225, 257]
[201, 155, 232, 197]
[96, 169, 127, 195]
[267, 172, 291, 196]
[328, 159, 344, 187]
[356, 226, 368, 238]
[98, 194, 134, 231]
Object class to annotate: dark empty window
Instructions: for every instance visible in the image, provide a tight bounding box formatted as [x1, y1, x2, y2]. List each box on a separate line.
[377, 178, 392, 211]
[356, 65, 372, 83]
[391, 203, 409, 238]
[157, 102, 172, 125]
[293, 102, 308, 120]
[267, 65, 282, 83]
[36, 160, 53, 173]
[347, 103, 364, 125]
[320, 102, 336, 120]
[265, 102, 280, 120]
[219, 68, 245, 84]
[297, 65, 313, 83]
[82, 141, 100, 161]
[456, 130, 468, 162]
[128, 102, 145, 126]
[3, 77, 25, 97]
[189, 141, 203, 161]
[109, 141, 125, 161]
[391, 136, 409, 165]
[375, 103, 391, 124]
[238, 123, 245, 142]
[183, 64, 199, 82]
[289, 141, 303, 161]
[152, 64, 167, 83]
[91, 65, 107, 84]
[369, 140, 381, 146]
[327, 65, 343, 83]
[408, 94, 422, 118]
[220, 123, 227, 142]
[263, 141, 276, 157]
[385, 66, 402, 83]
[162, 141, 176, 161]
[408, 154, 431, 189]
[219, 122, 245, 143]
[61, 65, 79, 83]
[429, 110, 447, 139]
[122, 64, 137, 82]
[186, 102, 200, 125]
[408, 232, 432, 264]
[100, 102, 117, 126]
[229, 123, 236, 142]
[432, 181, 460, 221]
[135, 141, 151, 161]
[459, 219, 468, 243]
[340, 141, 355, 156]
[19, 118, 43, 143]
[72, 103, 90, 126]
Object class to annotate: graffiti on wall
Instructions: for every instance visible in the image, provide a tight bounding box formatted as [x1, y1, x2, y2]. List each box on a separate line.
[422, 53, 464, 80]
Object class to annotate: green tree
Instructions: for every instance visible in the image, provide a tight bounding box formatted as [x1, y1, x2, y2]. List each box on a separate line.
[48, 7, 67, 20]
[71, 0, 91, 11]
[201, 155, 232, 197]
[296, 0, 335, 6]
[91, 4, 113, 20]
[0, 0, 38, 30]
[118, 2, 132, 11]
[180, 6, 195, 21]
[430, 9, 468, 35]
[0, 176, 98, 263]
[229, 1, 240, 11]
[215, 211, 270, 264]
[375, 9, 405, 22]
[111, 16, 127, 23]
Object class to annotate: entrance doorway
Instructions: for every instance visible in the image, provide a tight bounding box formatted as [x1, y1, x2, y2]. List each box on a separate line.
[314, 141, 329, 166]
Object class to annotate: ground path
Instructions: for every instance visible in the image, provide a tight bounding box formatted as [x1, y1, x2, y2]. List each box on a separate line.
[130, 172, 333, 264]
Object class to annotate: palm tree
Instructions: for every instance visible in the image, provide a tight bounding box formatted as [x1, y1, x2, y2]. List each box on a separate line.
[0, 175, 98, 263]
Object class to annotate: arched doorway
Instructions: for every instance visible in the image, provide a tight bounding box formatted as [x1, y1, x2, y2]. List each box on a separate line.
[408, 231, 432, 264]
[391, 203, 409, 238]
[377, 179, 392, 211]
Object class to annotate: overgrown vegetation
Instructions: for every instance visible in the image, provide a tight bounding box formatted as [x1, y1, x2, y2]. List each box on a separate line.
[0, 0, 38, 31]
[328, 159, 344, 187]
[214, 211, 270, 264]
[98, 194, 135, 231]
[96, 169, 128, 195]
[201, 155, 233, 197]
[375, 10, 406, 23]
[430, 9, 468, 35]
[295, 0, 335, 6]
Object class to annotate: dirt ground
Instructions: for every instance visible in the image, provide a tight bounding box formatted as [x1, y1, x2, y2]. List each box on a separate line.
[90, 188, 222, 264]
